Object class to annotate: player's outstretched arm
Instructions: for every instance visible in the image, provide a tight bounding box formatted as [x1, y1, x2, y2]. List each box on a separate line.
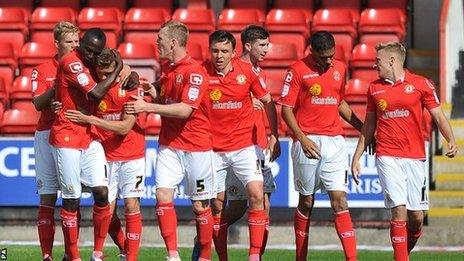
[351, 112, 377, 184]
[260, 93, 281, 161]
[64, 109, 136, 135]
[33, 87, 55, 111]
[282, 105, 321, 159]
[338, 100, 364, 131]
[125, 96, 194, 119]
[429, 107, 458, 158]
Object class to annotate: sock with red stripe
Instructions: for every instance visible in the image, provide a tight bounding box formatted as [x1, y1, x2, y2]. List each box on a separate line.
[156, 202, 179, 257]
[125, 212, 142, 261]
[407, 224, 422, 253]
[334, 210, 357, 261]
[60, 209, 80, 260]
[196, 208, 213, 260]
[259, 219, 270, 257]
[391, 220, 408, 261]
[109, 214, 126, 253]
[248, 209, 268, 260]
[93, 204, 112, 252]
[212, 215, 228, 261]
[294, 209, 310, 261]
[38, 205, 55, 259]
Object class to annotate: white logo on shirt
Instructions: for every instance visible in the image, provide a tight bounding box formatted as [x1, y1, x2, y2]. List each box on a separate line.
[190, 73, 203, 85]
[404, 85, 415, 94]
[212, 101, 243, 109]
[258, 76, 266, 89]
[382, 109, 410, 119]
[303, 73, 319, 79]
[187, 85, 200, 101]
[311, 96, 338, 105]
[281, 83, 290, 97]
[77, 73, 90, 86]
[69, 62, 83, 73]
[31, 70, 38, 80]
[284, 71, 293, 82]
[333, 71, 341, 81]
[372, 90, 386, 96]
[32, 81, 38, 93]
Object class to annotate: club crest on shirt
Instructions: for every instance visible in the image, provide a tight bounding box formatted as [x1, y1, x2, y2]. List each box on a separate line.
[236, 74, 247, 85]
[404, 84, 415, 94]
[98, 100, 108, 112]
[377, 99, 387, 111]
[175, 74, 183, 85]
[209, 89, 222, 101]
[309, 83, 322, 96]
[333, 71, 341, 81]
[118, 88, 126, 97]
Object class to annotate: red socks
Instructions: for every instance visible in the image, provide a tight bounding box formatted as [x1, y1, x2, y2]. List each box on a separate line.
[391, 220, 408, 261]
[195, 208, 214, 260]
[248, 209, 268, 259]
[109, 215, 126, 252]
[407, 225, 422, 253]
[93, 204, 112, 252]
[60, 209, 80, 260]
[125, 212, 142, 261]
[334, 211, 357, 261]
[294, 209, 310, 261]
[259, 219, 270, 257]
[38, 205, 55, 258]
[213, 216, 228, 261]
[156, 202, 178, 256]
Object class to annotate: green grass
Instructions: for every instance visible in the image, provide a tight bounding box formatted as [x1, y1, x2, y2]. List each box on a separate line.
[1, 245, 463, 260]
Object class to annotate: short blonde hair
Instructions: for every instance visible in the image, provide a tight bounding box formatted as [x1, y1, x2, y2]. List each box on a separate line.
[160, 20, 189, 47]
[376, 42, 406, 64]
[53, 21, 79, 42]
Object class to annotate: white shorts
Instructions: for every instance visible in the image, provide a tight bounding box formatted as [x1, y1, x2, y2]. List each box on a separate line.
[376, 156, 429, 210]
[215, 145, 263, 195]
[52, 141, 109, 199]
[226, 147, 276, 200]
[108, 157, 146, 202]
[34, 130, 59, 195]
[291, 135, 348, 195]
[155, 146, 215, 200]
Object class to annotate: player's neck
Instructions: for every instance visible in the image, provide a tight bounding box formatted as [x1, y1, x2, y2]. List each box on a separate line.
[171, 49, 188, 64]
[240, 52, 259, 67]
[391, 68, 405, 83]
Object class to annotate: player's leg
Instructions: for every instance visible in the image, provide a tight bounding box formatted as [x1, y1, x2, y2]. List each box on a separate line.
[120, 158, 145, 261]
[377, 156, 409, 261]
[260, 163, 276, 257]
[53, 147, 82, 260]
[225, 170, 248, 226]
[107, 162, 126, 255]
[35, 130, 59, 260]
[82, 141, 111, 260]
[155, 146, 184, 259]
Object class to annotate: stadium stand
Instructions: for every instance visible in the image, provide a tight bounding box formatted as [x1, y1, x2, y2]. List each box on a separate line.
[19, 42, 55, 72]
[0, 0, 34, 12]
[320, 0, 361, 23]
[272, 0, 314, 25]
[0, 7, 29, 56]
[145, 113, 162, 135]
[0, 108, 39, 134]
[344, 79, 369, 104]
[218, 9, 264, 32]
[78, 7, 123, 48]
[0, 42, 17, 92]
[86, 0, 128, 12]
[124, 8, 171, 44]
[131, 0, 175, 11]
[358, 8, 406, 46]
[39, 0, 81, 11]
[117, 42, 159, 82]
[10, 76, 33, 102]
[350, 43, 378, 82]
[30, 7, 77, 45]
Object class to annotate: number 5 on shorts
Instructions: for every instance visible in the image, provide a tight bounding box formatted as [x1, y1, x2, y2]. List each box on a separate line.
[196, 179, 205, 192]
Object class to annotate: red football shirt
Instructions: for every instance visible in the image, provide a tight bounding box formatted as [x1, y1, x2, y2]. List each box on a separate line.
[250, 65, 268, 149]
[158, 55, 212, 152]
[366, 70, 440, 159]
[49, 50, 97, 149]
[94, 83, 145, 161]
[204, 58, 269, 152]
[32, 56, 58, 131]
[277, 57, 346, 137]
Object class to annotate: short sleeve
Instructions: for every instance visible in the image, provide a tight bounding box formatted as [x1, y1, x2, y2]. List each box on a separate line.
[277, 67, 301, 107]
[421, 78, 440, 111]
[249, 67, 269, 100]
[366, 84, 376, 113]
[63, 57, 97, 94]
[181, 66, 208, 108]
[31, 67, 51, 97]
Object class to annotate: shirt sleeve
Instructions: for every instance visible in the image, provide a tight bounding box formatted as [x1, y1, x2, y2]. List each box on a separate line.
[421, 78, 440, 110]
[249, 66, 269, 99]
[31, 67, 51, 97]
[63, 57, 97, 94]
[277, 66, 301, 108]
[181, 66, 207, 109]
[366, 84, 376, 113]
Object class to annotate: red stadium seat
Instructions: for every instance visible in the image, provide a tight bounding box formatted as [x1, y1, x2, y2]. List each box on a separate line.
[172, 9, 216, 32]
[265, 73, 284, 100]
[78, 8, 123, 48]
[358, 9, 406, 44]
[145, 113, 162, 135]
[0, 108, 40, 134]
[0, 101, 4, 122]
[30, 7, 77, 45]
[0, 42, 18, 90]
[0, 8, 29, 55]
[86, 0, 128, 12]
[187, 0, 210, 9]
[344, 79, 369, 103]
[189, 33, 210, 60]
[350, 44, 378, 82]
[227, 0, 267, 12]
[367, 0, 408, 21]
[20, 67, 34, 77]
[320, 0, 361, 23]
[118, 42, 159, 83]
[39, 0, 81, 11]
[19, 42, 56, 71]
[269, 34, 306, 59]
[273, 0, 314, 24]
[218, 9, 263, 32]
[0, 78, 8, 103]
[11, 100, 35, 111]
[132, 0, 174, 11]
[304, 44, 347, 66]
[187, 42, 204, 62]
[0, 1, 34, 12]
[259, 42, 298, 68]
[124, 8, 170, 44]
[342, 103, 366, 137]
[10, 76, 32, 102]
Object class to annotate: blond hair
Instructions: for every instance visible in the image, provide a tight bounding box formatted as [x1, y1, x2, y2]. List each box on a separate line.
[53, 21, 79, 42]
[376, 42, 406, 64]
[160, 20, 189, 47]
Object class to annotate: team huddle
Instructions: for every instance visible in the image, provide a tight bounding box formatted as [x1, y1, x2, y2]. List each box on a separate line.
[32, 20, 457, 261]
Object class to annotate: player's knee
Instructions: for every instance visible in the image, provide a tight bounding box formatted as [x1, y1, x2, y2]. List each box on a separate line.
[408, 213, 424, 231]
[62, 198, 80, 212]
[92, 186, 109, 206]
[298, 196, 314, 215]
[124, 198, 140, 214]
[40, 194, 57, 207]
[211, 198, 224, 214]
[248, 192, 264, 209]
[192, 200, 209, 214]
[330, 197, 348, 213]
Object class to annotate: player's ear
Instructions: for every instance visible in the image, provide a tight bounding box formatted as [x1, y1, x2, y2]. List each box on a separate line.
[244, 42, 252, 52]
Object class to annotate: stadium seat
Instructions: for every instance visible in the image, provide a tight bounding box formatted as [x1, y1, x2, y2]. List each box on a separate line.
[124, 8, 170, 44]
[187, 0, 210, 9]
[0, 108, 40, 134]
[117, 42, 159, 83]
[39, 0, 81, 11]
[344, 79, 369, 103]
[10, 76, 32, 102]
[320, 0, 361, 23]
[269, 34, 306, 59]
[187, 42, 204, 62]
[78, 8, 123, 48]
[273, 0, 314, 25]
[304, 44, 347, 66]
[11, 100, 35, 111]
[218, 9, 264, 32]
[19, 42, 56, 71]
[145, 113, 162, 135]
[259, 42, 298, 68]
[265, 73, 284, 100]
[226, 0, 268, 12]
[0, 8, 29, 55]
[367, 0, 408, 21]
[30, 7, 77, 45]
[86, 0, 128, 12]
[0, 78, 8, 103]
[350, 44, 378, 81]
[172, 9, 216, 32]
[358, 9, 406, 44]
[342, 103, 366, 137]
[0, 101, 4, 122]
[132, 0, 174, 11]
[0, 1, 34, 12]
[20, 67, 34, 77]
[0, 42, 18, 90]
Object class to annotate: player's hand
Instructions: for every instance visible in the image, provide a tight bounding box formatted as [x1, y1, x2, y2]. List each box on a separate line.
[140, 80, 155, 92]
[268, 135, 281, 162]
[365, 138, 376, 155]
[64, 110, 90, 124]
[252, 97, 264, 110]
[112, 49, 123, 72]
[122, 71, 140, 90]
[51, 100, 62, 114]
[300, 136, 321, 159]
[351, 160, 361, 185]
[124, 95, 147, 114]
[446, 141, 458, 158]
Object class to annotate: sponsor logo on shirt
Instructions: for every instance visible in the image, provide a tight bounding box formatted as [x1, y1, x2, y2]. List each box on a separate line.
[102, 113, 121, 121]
[127, 233, 140, 240]
[382, 109, 410, 119]
[377, 99, 387, 111]
[285, 71, 293, 82]
[98, 101, 108, 112]
[187, 85, 200, 101]
[302, 73, 319, 79]
[118, 88, 126, 97]
[281, 83, 290, 97]
[311, 96, 338, 105]
[308, 83, 322, 96]
[176, 74, 183, 85]
[372, 90, 386, 96]
[236, 74, 247, 85]
[69, 62, 83, 73]
[404, 84, 415, 94]
[209, 89, 222, 101]
[212, 101, 243, 110]
[333, 70, 341, 81]
[190, 73, 203, 85]
[77, 73, 90, 86]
